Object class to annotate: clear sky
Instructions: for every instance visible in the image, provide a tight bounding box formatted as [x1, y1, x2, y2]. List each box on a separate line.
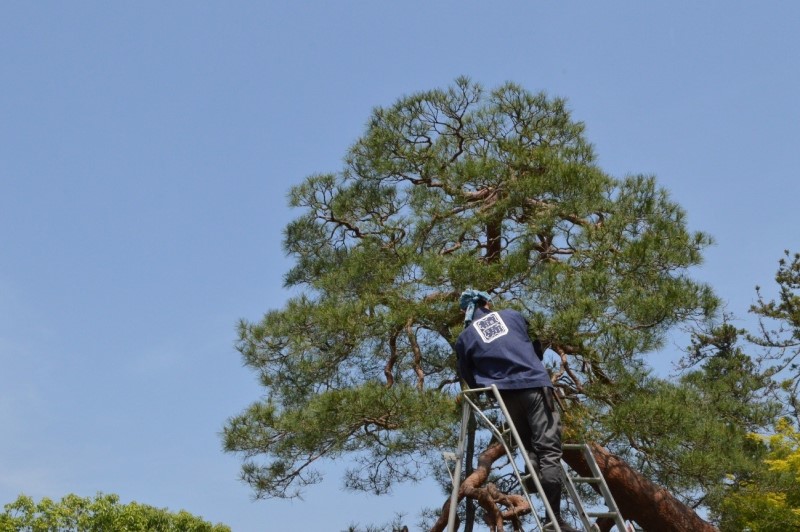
[1, 2, 798, 531]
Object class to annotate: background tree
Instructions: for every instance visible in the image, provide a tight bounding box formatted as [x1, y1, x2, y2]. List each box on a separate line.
[0, 493, 230, 531]
[665, 323, 780, 522]
[703, 250, 800, 531]
[750, 250, 800, 422]
[223, 78, 738, 530]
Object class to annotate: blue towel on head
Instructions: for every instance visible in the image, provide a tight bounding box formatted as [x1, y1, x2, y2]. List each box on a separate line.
[459, 289, 492, 326]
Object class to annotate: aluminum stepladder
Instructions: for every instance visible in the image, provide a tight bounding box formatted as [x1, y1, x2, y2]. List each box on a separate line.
[444, 385, 629, 532]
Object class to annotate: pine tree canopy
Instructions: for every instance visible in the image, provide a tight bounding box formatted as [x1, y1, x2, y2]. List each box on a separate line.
[223, 78, 725, 509]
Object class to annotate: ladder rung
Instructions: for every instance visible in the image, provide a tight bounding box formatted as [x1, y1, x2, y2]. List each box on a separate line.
[562, 443, 585, 450]
[519, 473, 535, 484]
[571, 476, 601, 483]
[588, 511, 620, 519]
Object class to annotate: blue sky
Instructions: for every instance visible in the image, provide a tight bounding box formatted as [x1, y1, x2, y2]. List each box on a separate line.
[1, 2, 798, 531]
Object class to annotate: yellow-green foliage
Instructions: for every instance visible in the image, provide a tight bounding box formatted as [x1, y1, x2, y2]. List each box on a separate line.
[764, 418, 800, 481]
[718, 419, 800, 531]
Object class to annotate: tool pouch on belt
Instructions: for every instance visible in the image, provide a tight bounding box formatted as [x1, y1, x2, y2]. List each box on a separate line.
[543, 387, 556, 412]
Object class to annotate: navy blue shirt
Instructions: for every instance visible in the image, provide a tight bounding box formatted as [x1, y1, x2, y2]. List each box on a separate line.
[456, 307, 552, 390]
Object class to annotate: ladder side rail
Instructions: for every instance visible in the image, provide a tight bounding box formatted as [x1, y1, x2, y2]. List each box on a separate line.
[576, 445, 628, 532]
[487, 385, 562, 532]
[446, 399, 473, 532]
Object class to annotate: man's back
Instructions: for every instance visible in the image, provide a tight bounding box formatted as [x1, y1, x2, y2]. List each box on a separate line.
[455, 307, 552, 391]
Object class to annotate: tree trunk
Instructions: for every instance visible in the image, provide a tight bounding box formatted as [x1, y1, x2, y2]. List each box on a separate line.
[561, 443, 718, 532]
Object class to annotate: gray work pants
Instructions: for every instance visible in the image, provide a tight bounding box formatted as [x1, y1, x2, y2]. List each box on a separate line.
[499, 387, 563, 516]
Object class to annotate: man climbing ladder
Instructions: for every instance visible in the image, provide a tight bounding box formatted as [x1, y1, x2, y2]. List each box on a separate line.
[455, 289, 581, 532]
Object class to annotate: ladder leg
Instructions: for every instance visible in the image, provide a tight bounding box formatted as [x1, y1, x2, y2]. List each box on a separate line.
[446, 400, 472, 532]
[561, 463, 597, 531]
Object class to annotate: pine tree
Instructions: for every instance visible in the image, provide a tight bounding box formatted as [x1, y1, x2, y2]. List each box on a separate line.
[750, 250, 800, 421]
[223, 78, 739, 531]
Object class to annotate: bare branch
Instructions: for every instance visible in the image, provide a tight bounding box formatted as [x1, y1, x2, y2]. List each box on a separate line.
[553, 344, 586, 394]
[406, 318, 425, 391]
[384, 330, 399, 388]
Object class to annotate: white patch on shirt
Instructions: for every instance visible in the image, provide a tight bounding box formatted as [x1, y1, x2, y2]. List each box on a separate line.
[472, 312, 509, 343]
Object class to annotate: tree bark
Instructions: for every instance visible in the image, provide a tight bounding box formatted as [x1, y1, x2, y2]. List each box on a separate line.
[561, 443, 719, 532]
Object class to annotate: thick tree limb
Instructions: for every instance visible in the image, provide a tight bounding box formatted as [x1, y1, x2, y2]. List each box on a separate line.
[430, 441, 508, 532]
[562, 443, 719, 532]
